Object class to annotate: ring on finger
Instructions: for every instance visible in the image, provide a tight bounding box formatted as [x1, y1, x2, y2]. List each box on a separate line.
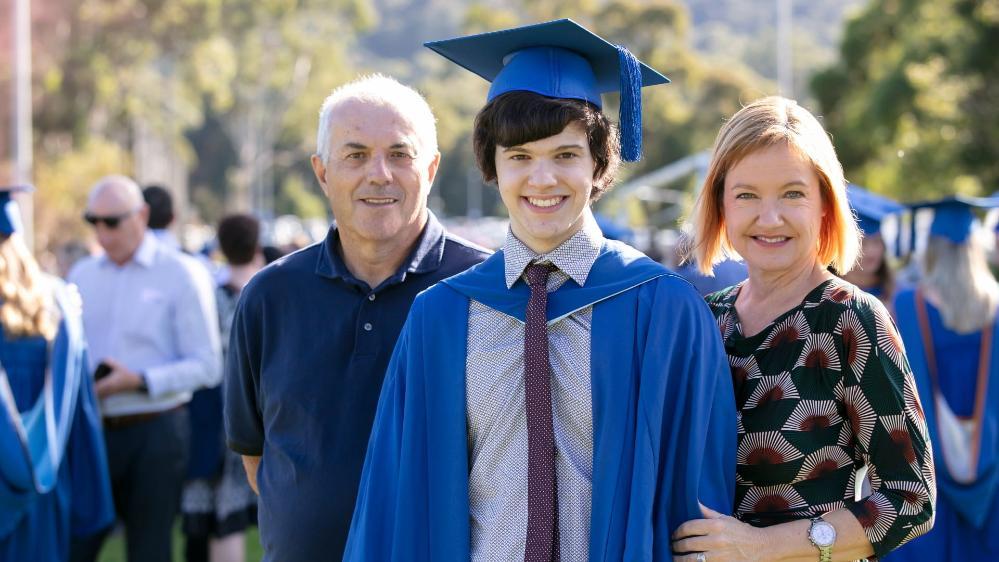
[695, 553, 707, 562]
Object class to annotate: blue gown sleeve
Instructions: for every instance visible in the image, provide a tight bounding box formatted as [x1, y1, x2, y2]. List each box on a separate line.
[644, 279, 736, 559]
[344, 287, 470, 562]
[67, 348, 114, 538]
[224, 291, 264, 456]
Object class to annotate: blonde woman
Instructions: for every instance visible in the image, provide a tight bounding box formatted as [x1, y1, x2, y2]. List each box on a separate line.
[892, 197, 999, 561]
[673, 97, 934, 562]
[0, 186, 113, 561]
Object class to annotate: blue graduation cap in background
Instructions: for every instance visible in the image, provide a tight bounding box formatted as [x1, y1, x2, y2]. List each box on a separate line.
[910, 195, 999, 244]
[847, 184, 904, 236]
[0, 185, 33, 236]
[424, 19, 670, 162]
[594, 211, 635, 244]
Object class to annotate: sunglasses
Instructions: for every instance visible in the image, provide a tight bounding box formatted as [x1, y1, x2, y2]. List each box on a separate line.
[83, 210, 136, 229]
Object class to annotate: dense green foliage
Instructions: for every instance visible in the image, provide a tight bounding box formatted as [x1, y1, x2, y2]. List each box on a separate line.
[28, 0, 372, 249]
[21, 0, 993, 250]
[22, 0, 770, 248]
[811, 0, 999, 201]
[423, 0, 767, 219]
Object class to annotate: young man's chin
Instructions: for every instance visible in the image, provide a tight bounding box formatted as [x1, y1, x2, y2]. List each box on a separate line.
[515, 223, 576, 252]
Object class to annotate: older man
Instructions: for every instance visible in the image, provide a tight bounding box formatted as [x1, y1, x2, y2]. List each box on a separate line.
[68, 175, 221, 562]
[223, 74, 489, 561]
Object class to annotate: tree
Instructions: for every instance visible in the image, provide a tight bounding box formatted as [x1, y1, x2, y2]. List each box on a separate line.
[29, 0, 373, 251]
[811, 0, 999, 201]
[420, 0, 767, 222]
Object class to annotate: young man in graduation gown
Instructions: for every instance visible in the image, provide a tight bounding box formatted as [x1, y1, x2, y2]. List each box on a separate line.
[892, 197, 999, 561]
[345, 20, 736, 562]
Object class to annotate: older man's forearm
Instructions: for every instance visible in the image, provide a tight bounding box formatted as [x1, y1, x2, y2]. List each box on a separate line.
[242, 455, 261, 494]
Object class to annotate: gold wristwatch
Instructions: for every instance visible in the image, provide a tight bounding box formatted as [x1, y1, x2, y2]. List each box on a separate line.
[807, 516, 836, 562]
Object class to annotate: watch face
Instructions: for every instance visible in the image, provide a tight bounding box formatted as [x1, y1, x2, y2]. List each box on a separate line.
[811, 521, 837, 547]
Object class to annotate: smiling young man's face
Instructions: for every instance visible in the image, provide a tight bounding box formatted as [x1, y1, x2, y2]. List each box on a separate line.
[311, 98, 440, 247]
[495, 122, 596, 254]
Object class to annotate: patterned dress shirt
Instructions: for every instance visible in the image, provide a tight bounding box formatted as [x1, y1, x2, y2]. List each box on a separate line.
[466, 222, 603, 561]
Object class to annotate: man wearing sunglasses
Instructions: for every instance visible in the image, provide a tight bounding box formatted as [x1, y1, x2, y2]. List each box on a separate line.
[68, 175, 221, 562]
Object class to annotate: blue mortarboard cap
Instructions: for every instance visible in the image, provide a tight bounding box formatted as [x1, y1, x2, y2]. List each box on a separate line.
[847, 184, 904, 236]
[0, 185, 33, 236]
[910, 195, 999, 244]
[424, 19, 670, 162]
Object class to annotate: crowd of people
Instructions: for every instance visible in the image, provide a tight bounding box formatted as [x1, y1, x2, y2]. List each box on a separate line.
[2, 17, 997, 562]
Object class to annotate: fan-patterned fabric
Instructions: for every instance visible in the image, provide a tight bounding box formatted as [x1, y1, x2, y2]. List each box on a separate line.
[707, 278, 934, 559]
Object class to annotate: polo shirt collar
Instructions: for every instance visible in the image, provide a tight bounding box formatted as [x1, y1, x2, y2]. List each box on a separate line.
[405, 210, 446, 275]
[315, 210, 447, 283]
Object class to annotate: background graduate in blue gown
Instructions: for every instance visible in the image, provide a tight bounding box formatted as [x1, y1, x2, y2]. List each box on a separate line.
[344, 19, 736, 562]
[0, 185, 114, 562]
[841, 184, 905, 305]
[893, 196, 999, 561]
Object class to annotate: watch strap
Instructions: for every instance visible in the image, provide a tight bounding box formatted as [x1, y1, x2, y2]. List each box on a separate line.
[809, 517, 834, 562]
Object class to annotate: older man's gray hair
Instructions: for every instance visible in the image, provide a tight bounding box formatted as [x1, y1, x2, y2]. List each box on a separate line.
[315, 74, 439, 165]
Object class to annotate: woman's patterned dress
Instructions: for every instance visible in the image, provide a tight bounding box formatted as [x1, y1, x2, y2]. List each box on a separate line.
[706, 278, 935, 558]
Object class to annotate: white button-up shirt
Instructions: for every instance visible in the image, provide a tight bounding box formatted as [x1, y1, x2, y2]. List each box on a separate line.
[69, 233, 221, 416]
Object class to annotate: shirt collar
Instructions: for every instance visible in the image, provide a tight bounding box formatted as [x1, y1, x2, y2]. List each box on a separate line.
[404, 210, 447, 275]
[151, 228, 180, 250]
[98, 231, 158, 268]
[503, 214, 604, 289]
[315, 210, 447, 283]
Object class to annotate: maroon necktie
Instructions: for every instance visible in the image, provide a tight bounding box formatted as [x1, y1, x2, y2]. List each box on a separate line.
[523, 263, 558, 562]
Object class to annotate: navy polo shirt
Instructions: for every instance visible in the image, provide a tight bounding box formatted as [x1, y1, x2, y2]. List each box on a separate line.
[224, 212, 489, 562]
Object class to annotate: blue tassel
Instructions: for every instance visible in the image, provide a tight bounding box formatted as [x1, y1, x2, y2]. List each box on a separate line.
[617, 45, 643, 162]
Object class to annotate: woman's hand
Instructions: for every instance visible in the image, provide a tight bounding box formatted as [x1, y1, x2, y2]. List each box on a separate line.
[672, 504, 770, 562]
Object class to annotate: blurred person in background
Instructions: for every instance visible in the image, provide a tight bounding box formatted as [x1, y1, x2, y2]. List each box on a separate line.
[69, 175, 221, 562]
[223, 74, 488, 562]
[674, 231, 749, 296]
[892, 197, 999, 561]
[183, 214, 262, 562]
[678, 96, 934, 562]
[144, 184, 222, 283]
[840, 185, 904, 306]
[143, 184, 180, 251]
[260, 245, 285, 264]
[0, 185, 114, 561]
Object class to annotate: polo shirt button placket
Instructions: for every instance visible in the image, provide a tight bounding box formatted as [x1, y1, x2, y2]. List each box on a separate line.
[367, 293, 376, 301]
[363, 322, 373, 332]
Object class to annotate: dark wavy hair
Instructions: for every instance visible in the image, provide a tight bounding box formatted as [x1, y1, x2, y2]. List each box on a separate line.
[472, 91, 621, 201]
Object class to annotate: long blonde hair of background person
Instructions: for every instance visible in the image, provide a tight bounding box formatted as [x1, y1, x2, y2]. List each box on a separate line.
[0, 233, 59, 341]
[922, 234, 999, 334]
[687, 95, 861, 276]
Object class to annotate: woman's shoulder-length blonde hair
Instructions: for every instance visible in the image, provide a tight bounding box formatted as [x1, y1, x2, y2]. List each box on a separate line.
[687, 95, 861, 276]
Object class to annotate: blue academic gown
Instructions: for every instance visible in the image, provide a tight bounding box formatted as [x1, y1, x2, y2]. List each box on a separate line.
[891, 289, 999, 560]
[344, 241, 736, 561]
[0, 281, 115, 561]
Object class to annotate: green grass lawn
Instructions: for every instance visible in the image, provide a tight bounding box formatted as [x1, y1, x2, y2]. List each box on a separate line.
[96, 521, 264, 562]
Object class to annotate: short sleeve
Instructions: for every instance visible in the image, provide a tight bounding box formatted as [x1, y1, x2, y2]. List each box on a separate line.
[223, 290, 265, 456]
